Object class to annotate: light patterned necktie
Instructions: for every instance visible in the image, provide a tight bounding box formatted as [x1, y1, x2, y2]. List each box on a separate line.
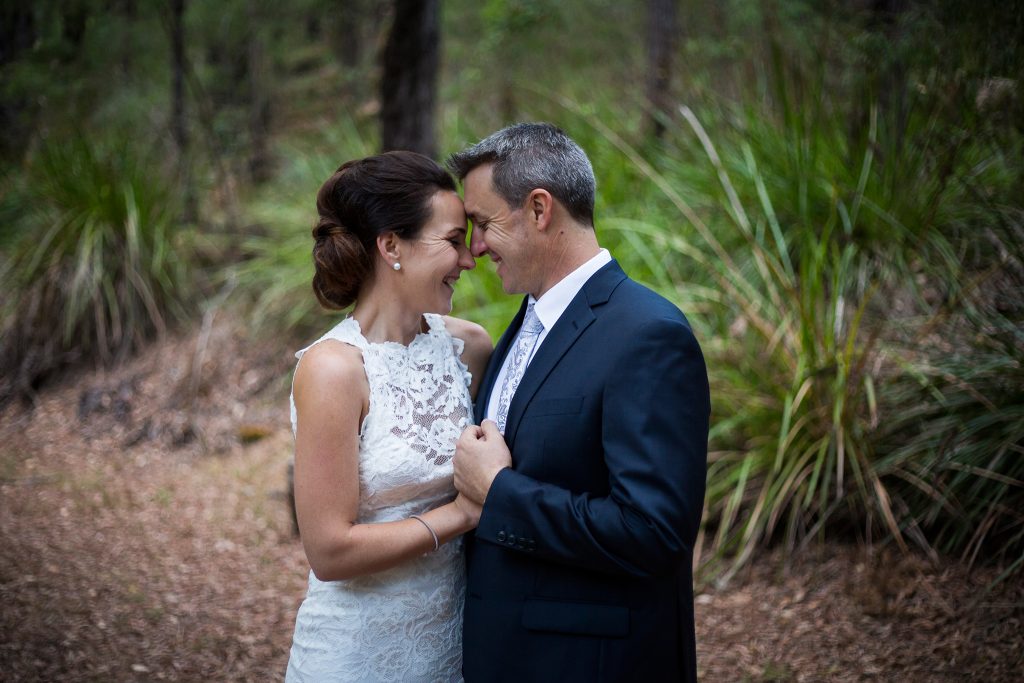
[494, 302, 544, 434]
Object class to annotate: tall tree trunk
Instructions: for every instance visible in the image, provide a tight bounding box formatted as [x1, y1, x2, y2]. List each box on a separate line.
[645, 0, 679, 140]
[0, 4, 36, 157]
[871, 0, 909, 132]
[248, 0, 271, 183]
[62, 0, 91, 56]
[380, 0, 440, 158]
[110, 0, 138, 77]
[0, 4, 34, 66]
[846, 0, 910, 146]
[335, 0, 363, 68]
[170, 0, 196, 221]
[329, 0, 368, 102]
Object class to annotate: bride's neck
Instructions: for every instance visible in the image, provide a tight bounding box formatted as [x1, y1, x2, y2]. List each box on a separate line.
[350, 285, 425, 346]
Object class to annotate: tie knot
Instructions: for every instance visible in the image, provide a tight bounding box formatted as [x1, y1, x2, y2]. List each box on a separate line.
[522, 303, 544, 335]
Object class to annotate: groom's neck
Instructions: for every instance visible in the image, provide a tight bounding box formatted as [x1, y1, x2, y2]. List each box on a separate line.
[531, 223, 601, 299]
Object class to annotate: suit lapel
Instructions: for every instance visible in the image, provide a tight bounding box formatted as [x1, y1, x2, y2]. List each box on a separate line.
[503, 260, 626, 445]
[474, 297, 529, 424]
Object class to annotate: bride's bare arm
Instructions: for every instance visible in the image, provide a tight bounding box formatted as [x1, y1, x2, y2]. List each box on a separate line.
[292, 340, 480, 582]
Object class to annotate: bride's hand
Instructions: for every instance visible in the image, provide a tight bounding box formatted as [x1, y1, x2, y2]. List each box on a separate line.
[454, 492, 483, 529]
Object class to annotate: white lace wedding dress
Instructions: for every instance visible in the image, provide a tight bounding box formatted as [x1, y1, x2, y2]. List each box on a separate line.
[285, 314, 472, 682]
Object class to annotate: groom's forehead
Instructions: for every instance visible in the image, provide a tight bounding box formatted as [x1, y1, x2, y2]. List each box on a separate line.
[463, 163, 497, 192]
[462, 186, 498, 219]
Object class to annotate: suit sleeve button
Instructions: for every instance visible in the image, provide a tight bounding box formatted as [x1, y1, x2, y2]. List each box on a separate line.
[528, 539, 536, 550]
[507, 534, 517, 545]
[497, 531, 506, 542]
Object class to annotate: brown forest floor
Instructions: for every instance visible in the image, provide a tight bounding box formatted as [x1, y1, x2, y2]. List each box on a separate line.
[1, 316, 1022, 682]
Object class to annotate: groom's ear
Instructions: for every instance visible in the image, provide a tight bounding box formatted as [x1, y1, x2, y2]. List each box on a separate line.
[526, 189, 553, 232]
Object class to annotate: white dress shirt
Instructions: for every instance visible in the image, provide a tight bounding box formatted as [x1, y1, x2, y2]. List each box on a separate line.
[484, 248, 613, 422]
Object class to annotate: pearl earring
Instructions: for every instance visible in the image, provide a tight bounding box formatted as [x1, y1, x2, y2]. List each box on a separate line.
[393, 262, 401, 271]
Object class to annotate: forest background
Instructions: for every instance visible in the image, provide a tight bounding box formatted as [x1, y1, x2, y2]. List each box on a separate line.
[1, 0, 1022, 680]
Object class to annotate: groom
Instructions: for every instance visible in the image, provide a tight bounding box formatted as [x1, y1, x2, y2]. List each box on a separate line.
[450, 123, 710, 682]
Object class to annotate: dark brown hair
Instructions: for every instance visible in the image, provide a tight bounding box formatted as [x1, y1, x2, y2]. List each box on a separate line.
[311, 151, 457, 310]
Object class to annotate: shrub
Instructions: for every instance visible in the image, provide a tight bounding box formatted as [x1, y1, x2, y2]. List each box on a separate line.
[0, 136, 193, 406]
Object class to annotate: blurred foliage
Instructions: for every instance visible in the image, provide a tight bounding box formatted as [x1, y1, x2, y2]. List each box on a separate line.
[0, 0, 1022, 580]
[0, 135, 195, 405]
[230, 121, 370, 334]
[879, 304, 1024, 574]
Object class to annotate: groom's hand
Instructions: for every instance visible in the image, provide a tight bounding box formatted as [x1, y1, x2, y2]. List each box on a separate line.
[454, 420, 512, 505]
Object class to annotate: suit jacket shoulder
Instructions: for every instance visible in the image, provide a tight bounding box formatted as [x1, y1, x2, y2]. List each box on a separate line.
[589, 263, 695, 334]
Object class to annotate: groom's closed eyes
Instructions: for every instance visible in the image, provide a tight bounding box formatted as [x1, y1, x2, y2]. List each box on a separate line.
[466, 213, 487, 231]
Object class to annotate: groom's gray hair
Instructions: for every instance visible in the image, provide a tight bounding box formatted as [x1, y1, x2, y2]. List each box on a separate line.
[447, 122, 596, 227]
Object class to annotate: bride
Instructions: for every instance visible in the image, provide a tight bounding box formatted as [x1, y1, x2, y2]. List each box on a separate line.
[285, 151, 491, 681]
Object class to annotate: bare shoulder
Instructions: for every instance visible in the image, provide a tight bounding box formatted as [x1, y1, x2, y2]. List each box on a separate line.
[293, 339, 367, 403]
[443, 316, 493, 357]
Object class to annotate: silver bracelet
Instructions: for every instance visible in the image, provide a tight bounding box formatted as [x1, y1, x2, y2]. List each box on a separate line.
[410, 514, 439, 552]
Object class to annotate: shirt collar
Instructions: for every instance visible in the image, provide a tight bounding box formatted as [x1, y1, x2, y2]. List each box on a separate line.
[529, 249, 612, 331]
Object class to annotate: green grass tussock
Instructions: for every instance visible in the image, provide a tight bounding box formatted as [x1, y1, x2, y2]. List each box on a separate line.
[0, 136, 195, 406]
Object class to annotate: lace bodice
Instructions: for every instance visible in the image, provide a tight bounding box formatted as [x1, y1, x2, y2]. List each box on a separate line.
[286, 313, 473, 682]
[289, 313, 473, 521]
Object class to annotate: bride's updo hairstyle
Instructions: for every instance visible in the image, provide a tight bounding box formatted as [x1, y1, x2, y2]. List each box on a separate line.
[311, 150, 458, 310]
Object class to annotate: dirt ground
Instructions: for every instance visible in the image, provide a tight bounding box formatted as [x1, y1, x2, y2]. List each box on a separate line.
[2, 317, 1021, 682]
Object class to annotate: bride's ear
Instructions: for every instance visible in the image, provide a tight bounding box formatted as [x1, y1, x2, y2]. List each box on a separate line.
[376, 232, 401, 269]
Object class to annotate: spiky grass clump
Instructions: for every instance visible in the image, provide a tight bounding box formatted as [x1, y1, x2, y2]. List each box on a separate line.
[0, 136, 193, 405]
[675, 106, 896, 582]
[565, 72, 1022, 580]
[556, 96, 899, 581]
[877, 238, 1024, 577]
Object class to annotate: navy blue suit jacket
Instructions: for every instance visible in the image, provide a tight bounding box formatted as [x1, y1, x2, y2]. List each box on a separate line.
[463, 260, 710, 682]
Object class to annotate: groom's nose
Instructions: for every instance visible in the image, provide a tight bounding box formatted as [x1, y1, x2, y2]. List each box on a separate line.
[470, 226, 488, 258]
